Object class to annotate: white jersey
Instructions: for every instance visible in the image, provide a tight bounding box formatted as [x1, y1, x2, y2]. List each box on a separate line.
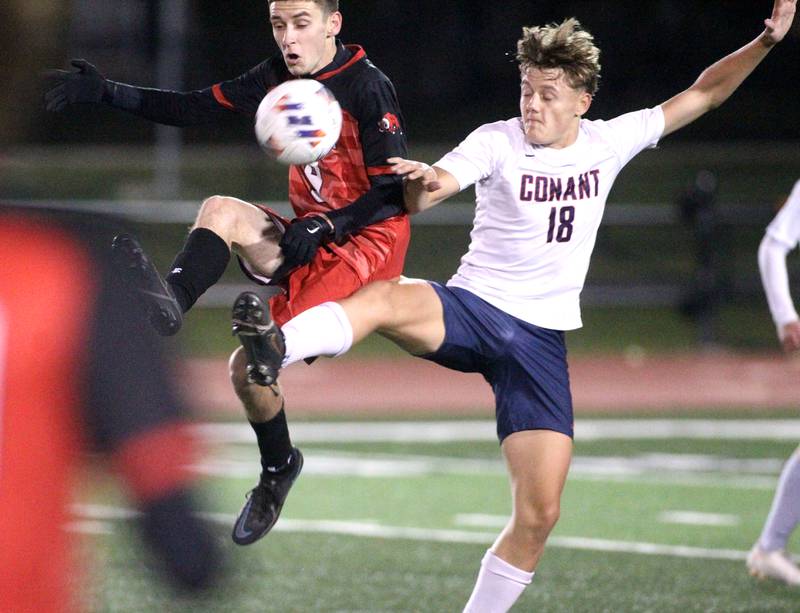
[434, 108, 665, 330]
[766, 180, 800, 249]
[761, 179, 800, 328]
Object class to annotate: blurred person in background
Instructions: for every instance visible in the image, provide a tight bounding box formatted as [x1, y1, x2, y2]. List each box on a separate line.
[44, 0, 409, 546]
[749, 177, 800, 586]
[0, 206, 222, 613]
[237, 2, 798, 610]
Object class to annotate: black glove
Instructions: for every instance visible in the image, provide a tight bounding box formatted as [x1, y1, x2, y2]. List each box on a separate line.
[278, 216, 333, 272]
[44, 59, 110, 112]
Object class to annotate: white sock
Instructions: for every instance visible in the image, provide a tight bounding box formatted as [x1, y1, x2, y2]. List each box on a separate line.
[462, 550, 534, 613]
[281, 302, 353, 368]
[759, 450, 800, 552]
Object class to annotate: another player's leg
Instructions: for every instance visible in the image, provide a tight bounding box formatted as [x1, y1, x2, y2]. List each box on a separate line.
[277, 278, 445, 369]
[463, 430, 572, 613]
[225, 279, 444, 545]
[113, 195, 281, 335]
[234, 278, 437, 379]
[228, 344, 302, 546]
[225, 259, 353, 545]
[747, 448, 800, 585]
[166, 195, 283, 318]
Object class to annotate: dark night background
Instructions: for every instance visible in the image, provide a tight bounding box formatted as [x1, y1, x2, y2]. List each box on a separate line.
[8, 0, 799, 146]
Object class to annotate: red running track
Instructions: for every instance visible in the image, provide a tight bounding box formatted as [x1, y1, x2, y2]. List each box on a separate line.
[178, 352, 800, 417]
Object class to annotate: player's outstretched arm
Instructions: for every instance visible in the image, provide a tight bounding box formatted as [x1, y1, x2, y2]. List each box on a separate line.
[661, 0, 796, 137]
[44, 58, 236, 126]
[44, 60, 110, 111]
[388, 157, 460, 214]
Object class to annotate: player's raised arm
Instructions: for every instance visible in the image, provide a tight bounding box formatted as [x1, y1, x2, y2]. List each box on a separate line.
[388, 157, 460, 214]
[661, 0, 796, 137]
[44, 58, 261, 126]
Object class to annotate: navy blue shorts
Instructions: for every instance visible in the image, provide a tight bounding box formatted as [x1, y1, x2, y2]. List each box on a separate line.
[421, 283, 573, 442]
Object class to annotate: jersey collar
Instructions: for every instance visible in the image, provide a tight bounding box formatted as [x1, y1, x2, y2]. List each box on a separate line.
[522, 118, 589, 169]
[311, 40, 366, 81]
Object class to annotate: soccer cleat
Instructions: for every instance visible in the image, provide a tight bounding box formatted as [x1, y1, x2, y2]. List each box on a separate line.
[111, 233, 183, 336]
[231, 448, 304, 545]
[232, 291, 285, 387]
[747, 545, 800, 586]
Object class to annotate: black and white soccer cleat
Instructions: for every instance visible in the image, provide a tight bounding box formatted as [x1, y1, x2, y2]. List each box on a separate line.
[231, 447, 304, 545]
[111, 233, 183, 336]
[232, 291, 285, 387]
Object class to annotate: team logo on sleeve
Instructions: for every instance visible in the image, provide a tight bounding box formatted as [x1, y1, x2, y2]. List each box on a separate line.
[378, 113, 402, 134]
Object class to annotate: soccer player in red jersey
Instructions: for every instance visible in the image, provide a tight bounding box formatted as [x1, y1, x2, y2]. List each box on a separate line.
[46, 0, 408, 545]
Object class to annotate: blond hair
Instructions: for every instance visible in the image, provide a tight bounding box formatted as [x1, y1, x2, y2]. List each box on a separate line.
[516, 18, 601, 94]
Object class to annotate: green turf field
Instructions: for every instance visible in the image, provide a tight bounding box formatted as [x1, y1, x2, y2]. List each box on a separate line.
[77, 416, 800, 612]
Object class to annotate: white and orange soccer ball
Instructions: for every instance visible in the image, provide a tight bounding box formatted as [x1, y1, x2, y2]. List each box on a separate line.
[254, 79, 342, 166]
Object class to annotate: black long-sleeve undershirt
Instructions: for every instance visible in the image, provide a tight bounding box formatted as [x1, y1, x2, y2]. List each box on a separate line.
[327, 174, 406, 241]
[105, 81, 235, 127]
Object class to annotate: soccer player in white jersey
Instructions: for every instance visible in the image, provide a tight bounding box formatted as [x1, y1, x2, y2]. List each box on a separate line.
[748, 178, 800, 586]
[233, 1, 797, 609]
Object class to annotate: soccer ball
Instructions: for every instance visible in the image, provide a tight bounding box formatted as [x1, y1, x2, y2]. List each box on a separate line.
[254, 79, 342, 166]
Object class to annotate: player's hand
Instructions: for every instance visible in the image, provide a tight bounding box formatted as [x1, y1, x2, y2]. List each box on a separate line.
[388, 157, 442, 192]
[278, 215, 333, 271]
[762, 0, 796, 46]
[780, 320, 800, 352]
[44, 59, 109, 112]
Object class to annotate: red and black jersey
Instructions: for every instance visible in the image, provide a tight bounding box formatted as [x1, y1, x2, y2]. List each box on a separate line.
[0, 208, 218, 612]
[210, 43, 407, 205]
[209, 42, 410, 265]
[125, 41, 409, 248]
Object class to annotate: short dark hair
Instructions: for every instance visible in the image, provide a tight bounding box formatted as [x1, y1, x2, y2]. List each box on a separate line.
[269, 0, 339, 14]
[516, 18, 601, 95]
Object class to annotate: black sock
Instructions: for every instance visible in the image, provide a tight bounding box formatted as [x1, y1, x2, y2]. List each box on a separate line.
[249, 408, 293, 474]
[166, 228, 230, 312]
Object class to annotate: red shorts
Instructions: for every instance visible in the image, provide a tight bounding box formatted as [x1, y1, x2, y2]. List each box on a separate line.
[238, 206, 410, 326]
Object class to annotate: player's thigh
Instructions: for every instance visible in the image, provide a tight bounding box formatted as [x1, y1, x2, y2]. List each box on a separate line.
[502, 430, 572, 518]
[341, 277, 446, 355]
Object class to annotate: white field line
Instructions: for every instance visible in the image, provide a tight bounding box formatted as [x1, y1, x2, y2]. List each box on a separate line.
[191, 451, 783, 490]
[567, 471, 777, 490]
[457, 511, 743, 530]
[454, 514, 508, 528]
[194, 419, 800, 444]
[544, 536, 746, 561]
[657, 511, 740, 527]
[71, 504, 753, 563]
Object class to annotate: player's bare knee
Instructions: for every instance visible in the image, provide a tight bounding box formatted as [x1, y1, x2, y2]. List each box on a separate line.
[197, 195, 229, 219]
[514, 501, 561, 538]
[194, 195, 238, 236]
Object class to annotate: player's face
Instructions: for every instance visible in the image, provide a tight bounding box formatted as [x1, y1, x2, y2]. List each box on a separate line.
[520, 67, 592, 149]
[269, 1, 342, 76]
